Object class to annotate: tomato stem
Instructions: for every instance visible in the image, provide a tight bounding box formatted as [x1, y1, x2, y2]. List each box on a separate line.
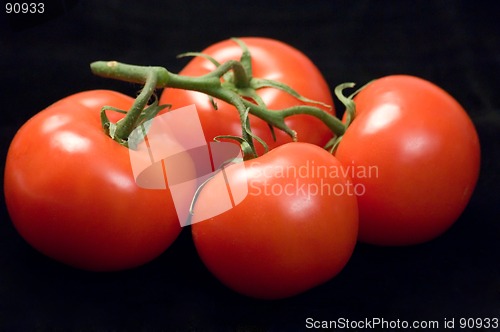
[90, 54, 346, 152]
[114, 70, 157, 142]
[325, 81, 373, 153]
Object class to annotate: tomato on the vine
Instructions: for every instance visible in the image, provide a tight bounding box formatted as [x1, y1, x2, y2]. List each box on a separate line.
[191, 142, 358, 299]
[4, 90, 182, 271]
[160, 37, 334, 154]
[335, 75, 480, 246]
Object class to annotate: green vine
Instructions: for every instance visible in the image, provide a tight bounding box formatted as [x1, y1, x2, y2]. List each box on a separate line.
[90, 38, 351, 156]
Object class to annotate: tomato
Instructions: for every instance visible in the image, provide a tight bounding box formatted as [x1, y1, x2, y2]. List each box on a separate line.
[335, 75, 480, 246]
[190, 143, 358, 299]
[4, 90, 183, 271]
[160, 37, 334, 155]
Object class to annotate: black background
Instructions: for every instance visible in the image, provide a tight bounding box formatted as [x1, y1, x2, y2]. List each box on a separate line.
[1, 0, 499, 330]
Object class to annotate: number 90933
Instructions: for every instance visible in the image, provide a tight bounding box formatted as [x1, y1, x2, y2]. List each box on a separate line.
[6, 3, 44, 14]
[459, 317, 499, 329]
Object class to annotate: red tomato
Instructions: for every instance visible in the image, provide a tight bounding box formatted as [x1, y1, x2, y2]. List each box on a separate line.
[160, 37, 334, 155]
[335, 75, 480, 246]
[191, 143, 358, 299]
[4, 90, 183, 271]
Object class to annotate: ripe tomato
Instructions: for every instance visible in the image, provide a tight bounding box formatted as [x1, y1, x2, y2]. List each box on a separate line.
[191, 143, 358, 299]
[4, 90, 183, 271]
[335, 75, 480, 246]
[160, 37, 334, 154]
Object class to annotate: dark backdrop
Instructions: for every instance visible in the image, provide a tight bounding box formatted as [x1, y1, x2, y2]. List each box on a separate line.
[1, 0, 499, 330]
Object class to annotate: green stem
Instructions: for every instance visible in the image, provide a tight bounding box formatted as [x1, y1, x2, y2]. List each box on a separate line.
[334, 82, 357, 128]
[90, 61, 346, 148]
[91, 61, 170, 86]
[204, 59, 250, 88]
[113, 70, 157, 141]
[324, 82, 372, 153]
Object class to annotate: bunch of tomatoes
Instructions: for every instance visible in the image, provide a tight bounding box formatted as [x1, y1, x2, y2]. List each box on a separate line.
[4, 37, 480, 300]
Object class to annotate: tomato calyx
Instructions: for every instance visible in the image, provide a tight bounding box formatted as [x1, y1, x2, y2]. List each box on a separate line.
[213, 110, 268, 160]
[101, 94, 169, 147]
[325, 81, 373, 153]
[90, 38, 346, 154]
[199, 38, 331, 109]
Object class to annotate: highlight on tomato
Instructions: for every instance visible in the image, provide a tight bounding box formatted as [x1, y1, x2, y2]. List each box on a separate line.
[334, 75, 480, 246]
[190, 143, 359, 300]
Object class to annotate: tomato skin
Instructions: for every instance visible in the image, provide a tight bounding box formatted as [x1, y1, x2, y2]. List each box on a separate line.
[160, 37, 334, 154]
[191, 143, 358, 299]
[4, 90, 182, 271]
[335, 75, 480, 246]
